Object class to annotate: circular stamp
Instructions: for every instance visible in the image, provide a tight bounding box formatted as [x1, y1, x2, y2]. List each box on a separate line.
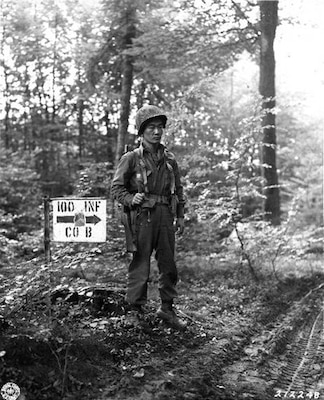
[0, 382, 20, 400]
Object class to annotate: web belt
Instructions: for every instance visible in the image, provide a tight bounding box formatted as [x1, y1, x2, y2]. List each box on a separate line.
[145, 194, 169, 204]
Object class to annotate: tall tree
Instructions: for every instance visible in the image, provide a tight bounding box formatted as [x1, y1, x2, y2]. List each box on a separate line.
[114, 2, 136, 166]
[0, 0, 18, 149]
[259, 0, 280, 225]
[132, 0, 259, 100]
[87, 0, 138, 166]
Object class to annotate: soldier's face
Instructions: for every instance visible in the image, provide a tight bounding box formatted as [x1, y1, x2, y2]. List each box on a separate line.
[142, 118, 164, 146]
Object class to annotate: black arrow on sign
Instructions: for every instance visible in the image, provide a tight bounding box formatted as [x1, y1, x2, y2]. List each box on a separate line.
[57, 216, 74, 223]
[56, 215, 101, 225]
[86, 215, 101, 225]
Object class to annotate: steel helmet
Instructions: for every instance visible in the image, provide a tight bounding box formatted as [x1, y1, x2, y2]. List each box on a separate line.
[135, 105, 167, 136]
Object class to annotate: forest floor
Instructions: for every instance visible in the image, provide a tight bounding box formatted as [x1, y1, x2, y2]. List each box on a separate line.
[0, 216, 323, 400]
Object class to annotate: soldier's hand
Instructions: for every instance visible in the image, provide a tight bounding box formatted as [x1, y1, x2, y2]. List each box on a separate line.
[132, 193, 145, 206]
[175, 217, 184, 234]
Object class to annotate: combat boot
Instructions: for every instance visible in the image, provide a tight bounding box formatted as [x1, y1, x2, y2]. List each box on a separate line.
[156, 302, 187, 331]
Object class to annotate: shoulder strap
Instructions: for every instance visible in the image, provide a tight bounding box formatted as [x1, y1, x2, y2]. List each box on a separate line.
[164, 149, 176, 195]
[165, 161, 175, 195]
[133, 147, 176, 196]
[164, 148, 176, 161]
[133, 148, 149, 194]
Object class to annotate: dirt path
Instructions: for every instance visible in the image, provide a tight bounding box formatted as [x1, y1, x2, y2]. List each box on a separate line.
[0, 225, 323, 400]
[221, 283, 324, 400]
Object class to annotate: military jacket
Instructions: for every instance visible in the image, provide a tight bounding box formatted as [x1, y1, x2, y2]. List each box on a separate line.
[111, 143, 185, 218]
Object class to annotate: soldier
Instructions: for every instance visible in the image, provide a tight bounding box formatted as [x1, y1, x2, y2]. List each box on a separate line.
[111, 104, 187, 331]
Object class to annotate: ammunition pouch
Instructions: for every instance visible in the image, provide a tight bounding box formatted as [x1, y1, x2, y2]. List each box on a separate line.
[141, 194, 169, 209]
[142, 194, 178, 217]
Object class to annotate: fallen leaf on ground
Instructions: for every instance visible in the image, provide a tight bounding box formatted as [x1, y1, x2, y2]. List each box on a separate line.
[133, 368, 145, 378]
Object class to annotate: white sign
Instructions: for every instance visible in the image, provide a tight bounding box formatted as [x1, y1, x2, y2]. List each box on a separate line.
[52, 198, 106, 242]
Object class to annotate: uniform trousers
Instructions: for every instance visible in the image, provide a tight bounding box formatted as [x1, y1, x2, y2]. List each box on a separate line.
[126, 204, 178, 305]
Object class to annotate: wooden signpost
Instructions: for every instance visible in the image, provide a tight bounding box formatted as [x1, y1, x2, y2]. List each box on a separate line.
[44, 197, 107, 262]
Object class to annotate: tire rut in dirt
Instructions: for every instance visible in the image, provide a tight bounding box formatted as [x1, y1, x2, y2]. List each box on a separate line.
[220, 282, 324, 400]
[274, 307, 324, 393]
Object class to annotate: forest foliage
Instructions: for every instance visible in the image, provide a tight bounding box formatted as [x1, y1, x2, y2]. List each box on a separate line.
[0, 2, 323, 398]
[0, 0, 322, 267]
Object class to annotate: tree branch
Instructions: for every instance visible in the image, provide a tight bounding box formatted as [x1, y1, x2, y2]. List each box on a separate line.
[231, 0, 260, 36]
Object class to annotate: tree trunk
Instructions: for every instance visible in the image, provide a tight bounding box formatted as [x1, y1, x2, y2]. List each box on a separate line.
[114, 6, 136, 167]
[0, 14, 11, 149]
[259, 0, 280, 225]
[51, 14, 58, 123]
[103, 109, 115, 164]
[77, 98, 85, 159]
